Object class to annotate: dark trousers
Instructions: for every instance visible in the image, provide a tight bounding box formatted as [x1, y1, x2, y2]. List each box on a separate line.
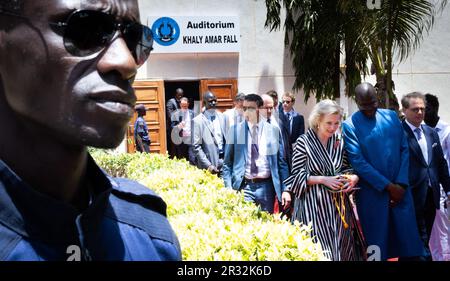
[400, 186, 437, 261]
[167, 130, 176, 158]
[415, 187, 437, 260]
[242, 179, 275, 214]
[136, 140, 150, 153]
[174, 143, 196, 165]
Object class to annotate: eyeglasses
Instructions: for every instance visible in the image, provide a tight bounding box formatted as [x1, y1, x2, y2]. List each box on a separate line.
[0, 9, 153, 66]
[243, 106, 257, 112]
[409, 107, 425, 113]
[282, 100, 292, 104]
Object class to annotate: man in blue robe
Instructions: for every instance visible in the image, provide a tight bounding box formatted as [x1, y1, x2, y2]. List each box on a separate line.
[342, 82, 424, 260]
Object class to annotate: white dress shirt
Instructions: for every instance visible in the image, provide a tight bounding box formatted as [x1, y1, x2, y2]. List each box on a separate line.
[245, 120, 271, 179]
[406, 119, 428, 164]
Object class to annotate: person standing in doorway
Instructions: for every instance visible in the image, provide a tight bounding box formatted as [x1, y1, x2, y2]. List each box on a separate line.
[171, 97, 196, 165]
[166, 88, 184, 158]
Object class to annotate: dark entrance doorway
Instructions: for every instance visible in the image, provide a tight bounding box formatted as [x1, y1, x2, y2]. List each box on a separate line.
[164, 81, 200, 112]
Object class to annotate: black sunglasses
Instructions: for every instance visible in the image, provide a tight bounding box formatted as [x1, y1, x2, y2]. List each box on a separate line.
[0, 9, 153, 66]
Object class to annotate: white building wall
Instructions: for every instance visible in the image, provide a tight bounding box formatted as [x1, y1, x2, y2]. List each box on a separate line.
[137, 0, 317, 123]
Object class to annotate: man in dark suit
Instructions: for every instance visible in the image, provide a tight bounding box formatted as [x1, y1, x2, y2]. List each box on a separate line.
[166, 88, 184, 158]
[281, 92, 305, 165]
[266, 90, 292, 171]
[401, 91, 450, 261]
[171, 97, 196, 165]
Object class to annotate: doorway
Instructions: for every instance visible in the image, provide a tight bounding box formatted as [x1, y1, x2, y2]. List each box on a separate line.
[164, 81, 201, 114]
[164, 81, 200, 158]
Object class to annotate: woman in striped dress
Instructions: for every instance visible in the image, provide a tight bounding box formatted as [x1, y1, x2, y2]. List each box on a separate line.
[282, 100, 365, 261]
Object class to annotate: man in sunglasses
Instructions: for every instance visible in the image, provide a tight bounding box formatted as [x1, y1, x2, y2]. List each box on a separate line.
[193, 91, 227, 175]
[0, 0, 180, 261]
[281, 92, 304, 168]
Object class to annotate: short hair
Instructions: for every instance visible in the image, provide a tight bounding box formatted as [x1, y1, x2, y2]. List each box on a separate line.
[135, 104, 146, 113]
[244, 94, 264, 108]
[260, 94, 273, 105]
[401, 92, 426, 109]
[308, 99, 343, 129]
[282, 92, 296, 103]
[425, 93, 439, 108]
[180, 97, 189, 103]
[202, 91, 216, 106]
[175, 88, 184, 96]
[266, 90, 278, 100]
[235, 92, 245, 102]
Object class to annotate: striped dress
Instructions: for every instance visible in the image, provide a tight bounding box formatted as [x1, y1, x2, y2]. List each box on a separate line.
[284, 128, 365, 261]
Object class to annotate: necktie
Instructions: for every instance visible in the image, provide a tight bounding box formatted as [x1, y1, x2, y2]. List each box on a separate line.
[285, 112, 290, 121]
[250, 125, 259, 176]
[267, 118, 271, 124]
[414, 127, 422, 140]
[210, 115, 216, 122]
[414, 127, 428, 163]
[286, 112, 292, 134]
[237, 114, 243, 124]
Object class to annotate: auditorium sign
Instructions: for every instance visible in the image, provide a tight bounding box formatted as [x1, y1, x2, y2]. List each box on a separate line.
[149, 16, 240, 53]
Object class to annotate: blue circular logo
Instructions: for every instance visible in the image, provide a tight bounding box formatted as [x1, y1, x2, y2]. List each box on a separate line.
[152, 17, 180, 46]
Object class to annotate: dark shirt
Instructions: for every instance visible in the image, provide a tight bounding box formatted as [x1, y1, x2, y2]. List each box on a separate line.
[0, 156, 181, 261]
[134, 116, 150, 143]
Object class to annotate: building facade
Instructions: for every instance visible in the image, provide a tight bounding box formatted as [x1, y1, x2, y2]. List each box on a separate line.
[120, 0, 450, 153]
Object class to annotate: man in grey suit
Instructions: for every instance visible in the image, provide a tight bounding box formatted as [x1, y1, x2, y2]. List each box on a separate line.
[193, 91, 227, 175]
[223, 94, 289, 213]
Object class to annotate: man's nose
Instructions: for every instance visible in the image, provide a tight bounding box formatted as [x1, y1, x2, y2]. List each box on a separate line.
[97, 36, 138, 80]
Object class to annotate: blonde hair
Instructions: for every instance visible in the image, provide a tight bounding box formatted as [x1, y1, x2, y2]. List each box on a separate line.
[308, 99, 343, 129]
[283, 92, 296, 103]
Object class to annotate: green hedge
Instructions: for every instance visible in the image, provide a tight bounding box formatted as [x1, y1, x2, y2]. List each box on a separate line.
[90, 149, 327, 261]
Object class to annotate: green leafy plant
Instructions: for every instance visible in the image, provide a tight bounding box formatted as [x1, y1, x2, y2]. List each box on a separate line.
[91, 149, 327, 261]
